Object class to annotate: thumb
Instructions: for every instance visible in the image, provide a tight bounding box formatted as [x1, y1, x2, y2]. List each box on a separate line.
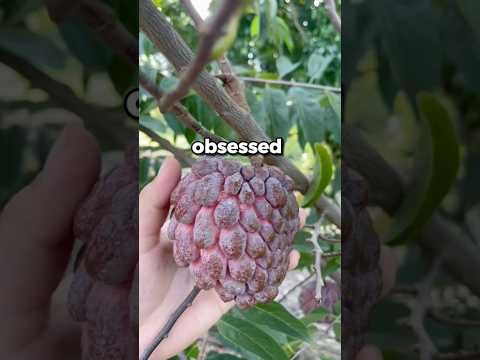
[0, 124, 100, 352]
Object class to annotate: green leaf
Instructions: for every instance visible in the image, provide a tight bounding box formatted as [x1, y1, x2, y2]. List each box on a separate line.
[217, 315, 288, 360]
[59, 19, 111, 73]
[388, 94, 460, 245]
[307, 52, 334, 82]
[302, 307, 330, 326]
[250, 15, 260, 38]
[0, 28, 66, 69]
[241, 302, 311, 342]
[289, 88, 324, 147]
[207, 354, 241, 360]
[212, 8, 242, 59]
[326, 92, 341, 120]
[274, 17, 294, 52]
[139, 115, 166, 133]
[109, 56, 136, 95]
[276, 56, 300, 79]
[263, 87, 291, 140]
[456, 1, 480, 43]
[302, 143, 333, 207]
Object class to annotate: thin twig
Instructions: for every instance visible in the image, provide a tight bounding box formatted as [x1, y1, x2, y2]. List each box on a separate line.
[140, 287, 202, 360]
[401, 258, 442, 360]
[289, 4, 307, 42]
[198, 333, 209, 360]
[428, 311, 480, 328]
[177, 352, 188, 360]
[435, 351, 480, 360]
[139, 124, 194, 166]
[308, 222, 325, 302]
[237, 76, 341, 92]
[322, 0, 341, 33]
[322, 251, 341, 258]
[0, 48, 130, 147]
[304, 225, 341, 243]
[180, 0, 203, 27]
[139, 71, 225, 142]
[159, 0, 244, 112]
[180, 0, 251, 111]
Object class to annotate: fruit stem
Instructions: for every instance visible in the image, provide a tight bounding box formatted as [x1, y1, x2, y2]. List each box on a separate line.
[140, 286, 202, 360]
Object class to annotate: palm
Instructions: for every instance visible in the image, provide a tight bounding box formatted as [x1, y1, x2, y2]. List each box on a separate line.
[138, 158, 300, 360]
[139, 158, 234, 359]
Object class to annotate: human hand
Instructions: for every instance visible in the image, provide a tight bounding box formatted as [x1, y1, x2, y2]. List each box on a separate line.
[355, 245, 398, 360]
[0, 125, 100, 359]
[139, 157, 301, 360]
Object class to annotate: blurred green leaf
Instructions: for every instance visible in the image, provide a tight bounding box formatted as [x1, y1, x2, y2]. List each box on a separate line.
[241, 302, 311, 342]
[302, 307, 330, 325]
[263, 87, 291, 139]
[288, 87, 324, 148]
[0, 28, 66, 69]
[250, 15, 260, 38]
[302, 143, 333, 207]
[217, 315, 288, 360]
[388, 94, 460, 245]
[308, 52, 334, 82]
[140, 115, 166, 133]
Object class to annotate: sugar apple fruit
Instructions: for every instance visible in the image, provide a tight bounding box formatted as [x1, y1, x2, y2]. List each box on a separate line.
[299, 279, 340, 315]
[67, 144, 138, 360]
[168, 157, 300, 309]
[342, 164, 382, 360]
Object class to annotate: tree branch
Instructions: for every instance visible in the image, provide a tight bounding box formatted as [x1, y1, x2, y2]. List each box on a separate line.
[0, 48, 131, 147]
[322, 0, 341, 33]
[180, 0, 251, 111]
[159, 0, 244, 112]
[308, 222, 325, 302]
[139, 287, 201, 360]
[139, 71, 224, 143]
[139, 124, 194, 166]
[344, 124, 480, 298]
[236, 76, 341, 92]
[140, 0, 341, 227]
[180, 0, 203, 27]
[428, 311, 480, 328]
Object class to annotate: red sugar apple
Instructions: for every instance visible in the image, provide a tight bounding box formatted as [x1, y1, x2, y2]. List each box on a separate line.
[168, 157, 300, 309]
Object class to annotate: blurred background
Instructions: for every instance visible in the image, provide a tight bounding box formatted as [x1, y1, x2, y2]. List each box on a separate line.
[344, 0, 480, 358]
[0, 0, 137, 207]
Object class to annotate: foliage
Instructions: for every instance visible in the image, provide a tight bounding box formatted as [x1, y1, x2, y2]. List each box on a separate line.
[140, 0, 341, 359]
[345, 0, 480, 358]
[0, 0, 136, 207]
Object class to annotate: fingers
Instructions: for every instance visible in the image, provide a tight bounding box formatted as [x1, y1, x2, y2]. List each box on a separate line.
[0, 124, 100, 350]
[356, 345, 384, 360]
[139, 157, 181, 254]
[379, 245, 398, 298]
[288, 250, 300, 271]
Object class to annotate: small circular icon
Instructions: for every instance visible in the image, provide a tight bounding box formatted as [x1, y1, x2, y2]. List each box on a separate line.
[124, 88, 139, 120]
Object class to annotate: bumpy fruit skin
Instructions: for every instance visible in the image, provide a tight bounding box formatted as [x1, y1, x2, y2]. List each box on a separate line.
[299, 280, 340, 316]
[67, 144, 138, 360]
[342, 165, 382, 360]
[168, 157, 300, 309]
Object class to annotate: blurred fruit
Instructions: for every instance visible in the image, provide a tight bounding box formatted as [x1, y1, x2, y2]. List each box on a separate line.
[342, 165, 382, 360]
[67, 144, 138, 360]
[298, 279, 340, 316]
